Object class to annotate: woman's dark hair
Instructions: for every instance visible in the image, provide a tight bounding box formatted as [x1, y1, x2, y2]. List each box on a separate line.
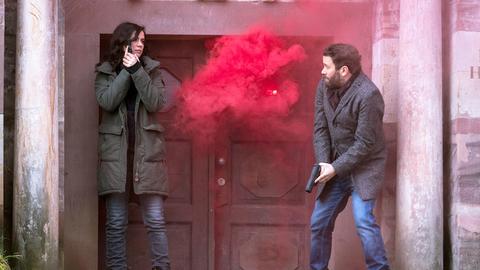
[102, 22, 147, 68]
[323, 43, 362, 76]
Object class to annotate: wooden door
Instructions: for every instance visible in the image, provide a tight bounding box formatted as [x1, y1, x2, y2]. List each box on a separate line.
[214, 136, 312, 270]
[212, 38, 327, 270]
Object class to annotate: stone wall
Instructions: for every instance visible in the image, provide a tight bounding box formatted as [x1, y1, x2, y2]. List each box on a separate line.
[373, 1, 480, 268]
[447, 1, 480, 269]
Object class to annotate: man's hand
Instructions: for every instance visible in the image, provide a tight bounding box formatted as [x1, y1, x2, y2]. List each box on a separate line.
[123, 45, 139, 68]
[314, 162, 336, 184]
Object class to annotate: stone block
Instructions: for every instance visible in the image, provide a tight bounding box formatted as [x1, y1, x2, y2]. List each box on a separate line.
[457, 212, 480, 234]
[452, 0, 480, 32]
[455, 227, 480, 270]
[458, 175, 480, 204]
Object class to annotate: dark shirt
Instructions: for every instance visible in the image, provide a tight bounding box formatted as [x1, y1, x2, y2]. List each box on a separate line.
[327, 72, 359, 110]
[115, 61, 141, 113]
[115, 64, 138, 148]
[125, 85, 137, 113]
[116, 63, 141, 199]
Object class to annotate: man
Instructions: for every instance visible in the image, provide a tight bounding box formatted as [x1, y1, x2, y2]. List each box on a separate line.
[310, 43, 390, 270]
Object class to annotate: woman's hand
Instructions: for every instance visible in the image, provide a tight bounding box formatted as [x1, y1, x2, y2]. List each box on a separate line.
[123, 45, 140, 68]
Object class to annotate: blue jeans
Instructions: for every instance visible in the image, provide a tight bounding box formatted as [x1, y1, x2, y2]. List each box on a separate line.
[105, 193, 170, 270]
[310, 177, 389, 270]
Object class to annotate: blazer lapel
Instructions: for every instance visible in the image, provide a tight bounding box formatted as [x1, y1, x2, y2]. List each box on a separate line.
[323, 87, 335, 121]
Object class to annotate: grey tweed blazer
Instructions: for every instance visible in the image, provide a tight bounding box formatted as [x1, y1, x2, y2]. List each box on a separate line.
[313, 72, 386, 200]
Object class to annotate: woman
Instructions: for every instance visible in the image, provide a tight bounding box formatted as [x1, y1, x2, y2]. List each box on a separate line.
[95, 22, 170, 270]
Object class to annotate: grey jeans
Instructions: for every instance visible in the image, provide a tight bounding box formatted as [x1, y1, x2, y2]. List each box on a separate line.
[105, 193, 170, 270]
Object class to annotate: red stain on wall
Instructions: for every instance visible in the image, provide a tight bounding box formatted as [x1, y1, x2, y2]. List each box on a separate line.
[175, 28, 306, 142]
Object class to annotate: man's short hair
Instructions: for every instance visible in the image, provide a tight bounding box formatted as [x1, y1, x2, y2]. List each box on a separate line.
[323, 44, 362, 75]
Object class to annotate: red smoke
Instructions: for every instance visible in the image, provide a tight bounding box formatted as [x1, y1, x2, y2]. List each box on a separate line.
[175, 28, 306, 142]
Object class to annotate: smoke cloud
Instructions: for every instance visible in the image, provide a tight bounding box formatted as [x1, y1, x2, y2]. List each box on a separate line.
[174, 28, 307, 143]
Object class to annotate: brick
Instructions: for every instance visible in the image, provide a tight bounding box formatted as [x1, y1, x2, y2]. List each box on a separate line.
[458, 174, 480, 204]
[453, 1, 480, 32]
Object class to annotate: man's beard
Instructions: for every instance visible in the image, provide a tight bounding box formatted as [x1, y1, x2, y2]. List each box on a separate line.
[324, 71, 344, 89]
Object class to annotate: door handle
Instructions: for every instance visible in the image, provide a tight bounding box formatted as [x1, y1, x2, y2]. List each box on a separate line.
[217, 157, 226, 166]
[217, 177, 226, 186]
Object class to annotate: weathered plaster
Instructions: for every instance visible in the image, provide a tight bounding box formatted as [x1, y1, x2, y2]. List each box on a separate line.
[396, 0, 443, 269]
[456, 205, 480, 233]
[13, 0, 59, 269]
[450, 31, 480, 119]
[372, 38, 399, 123]
[373, 0, 399, 41]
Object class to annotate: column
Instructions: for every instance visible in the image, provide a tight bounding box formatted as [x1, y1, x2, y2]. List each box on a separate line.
[396, 0, 443, 269]
[13, 0, 59, 269]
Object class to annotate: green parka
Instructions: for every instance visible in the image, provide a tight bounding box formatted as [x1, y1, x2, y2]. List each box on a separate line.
[95, 56, 169, 197]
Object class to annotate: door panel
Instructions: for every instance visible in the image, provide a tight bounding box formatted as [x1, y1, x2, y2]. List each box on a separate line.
[231, 142, 305, 205]
[215, 137, 311, 270]
[212, 38, 332, 270]
[164, 140, 192, 204]
[232, 226, 305, 270]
